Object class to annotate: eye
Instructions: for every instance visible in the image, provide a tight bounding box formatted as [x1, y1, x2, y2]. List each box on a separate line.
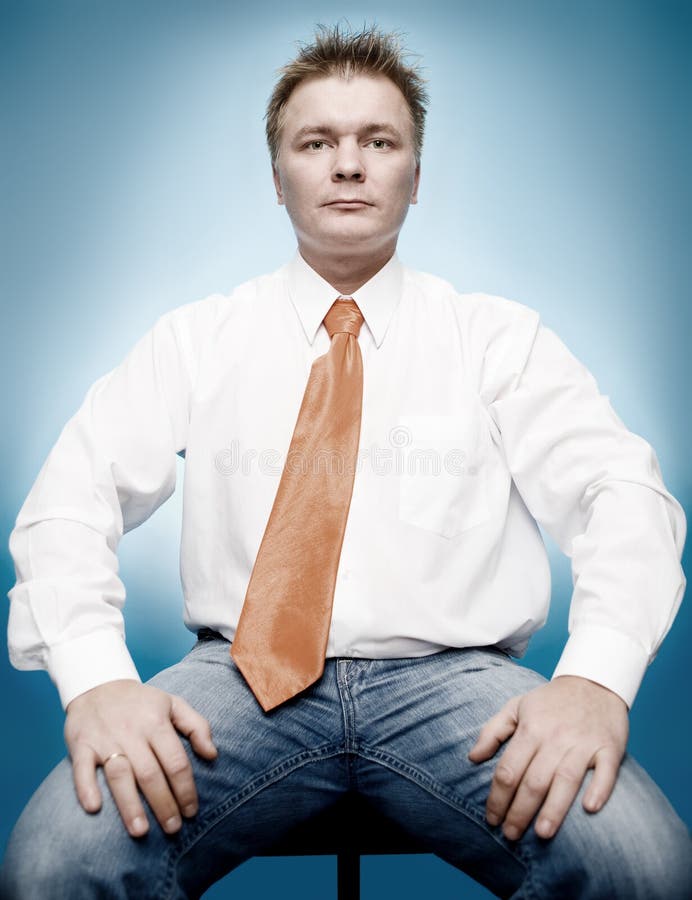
[368, 139, 391, 150]
[306, 140, 327, 151]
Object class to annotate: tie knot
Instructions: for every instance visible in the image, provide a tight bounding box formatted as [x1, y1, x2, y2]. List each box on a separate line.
[324, 298, 364, 340]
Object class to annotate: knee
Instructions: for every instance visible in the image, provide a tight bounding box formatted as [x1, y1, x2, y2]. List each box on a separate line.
[0, 763, 155, 900]
[2, 826, 82, 899]
[547, 761, 692, 900]
[1, 831, 74, 900]
[576, 822, 692, 900]
[656, 846, 692, 900]
[1, 804, 123, 900]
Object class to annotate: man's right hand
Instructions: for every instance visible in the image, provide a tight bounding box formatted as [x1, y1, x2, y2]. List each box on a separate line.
[64, 679, 218, 838]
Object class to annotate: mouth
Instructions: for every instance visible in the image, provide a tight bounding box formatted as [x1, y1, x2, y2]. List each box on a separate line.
[323, 199, 373, 209]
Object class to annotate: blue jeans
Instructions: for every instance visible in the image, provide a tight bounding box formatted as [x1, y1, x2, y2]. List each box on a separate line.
[2, 634, 691, 898]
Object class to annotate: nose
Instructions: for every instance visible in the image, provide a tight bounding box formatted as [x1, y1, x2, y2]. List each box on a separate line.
[332, 140, 364, 182]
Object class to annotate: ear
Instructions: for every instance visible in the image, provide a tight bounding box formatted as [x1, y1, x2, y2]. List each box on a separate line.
[410, 165, 421, 205]
[272, 165, 285, 205]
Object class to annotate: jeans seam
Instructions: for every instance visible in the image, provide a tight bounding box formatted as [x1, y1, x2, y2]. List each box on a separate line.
[337, 661, 357, 757]
[159, 742, 345, 899]
[519, 844, 541, 900]
[357, 743, 532, 874]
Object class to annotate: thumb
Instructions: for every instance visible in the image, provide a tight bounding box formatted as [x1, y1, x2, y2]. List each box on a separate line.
[170, 695, 218, 759]
[468, 697, 519, 763]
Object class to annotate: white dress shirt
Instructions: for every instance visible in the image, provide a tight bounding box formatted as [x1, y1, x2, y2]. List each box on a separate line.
[8, 253, 686, 710]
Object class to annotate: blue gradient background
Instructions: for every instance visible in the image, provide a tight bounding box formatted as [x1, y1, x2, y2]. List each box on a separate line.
[1, 1, 690, 897]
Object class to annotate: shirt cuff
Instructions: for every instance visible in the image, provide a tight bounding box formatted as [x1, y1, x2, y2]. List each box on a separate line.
[47, 630, 142, 710]
[551, 624, 650, 709]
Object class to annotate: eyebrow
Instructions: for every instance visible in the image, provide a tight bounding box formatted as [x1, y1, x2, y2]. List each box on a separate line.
[291, 122, 404, 142]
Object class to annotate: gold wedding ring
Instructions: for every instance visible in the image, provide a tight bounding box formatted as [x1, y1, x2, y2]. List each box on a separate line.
[102, 752, 128, 765]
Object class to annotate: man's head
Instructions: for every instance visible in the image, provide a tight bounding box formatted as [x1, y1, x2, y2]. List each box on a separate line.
[266, 26, 429, 283]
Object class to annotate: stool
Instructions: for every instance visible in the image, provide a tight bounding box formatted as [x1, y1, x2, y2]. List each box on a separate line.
[256, 792, 427, 900]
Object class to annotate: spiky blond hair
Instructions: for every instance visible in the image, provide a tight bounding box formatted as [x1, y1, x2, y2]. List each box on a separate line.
[266, 24, 428, 164]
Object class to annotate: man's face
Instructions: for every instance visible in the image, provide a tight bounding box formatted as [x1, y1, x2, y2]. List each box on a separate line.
[272, 73, 420, 262]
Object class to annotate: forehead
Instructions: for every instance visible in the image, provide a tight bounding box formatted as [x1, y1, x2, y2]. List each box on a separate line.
[280, 73, 412, 137]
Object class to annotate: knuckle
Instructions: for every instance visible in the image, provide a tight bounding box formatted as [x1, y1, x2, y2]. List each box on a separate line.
[525, 773, 548, 796]
[555, 764, 582, 785]
[518, 722, 541, 743]
[145, 709, 169, 730]
[150, 724, 173, 744]
[476, 724, 492, 743]
[494, 765, 515, 788]
[136, 764, 160, 786]
[597, 747, 620, 768]
[166, 754, 192, 779]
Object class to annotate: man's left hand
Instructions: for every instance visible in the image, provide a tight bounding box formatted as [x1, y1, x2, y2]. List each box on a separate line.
[468, 675, 629, 841]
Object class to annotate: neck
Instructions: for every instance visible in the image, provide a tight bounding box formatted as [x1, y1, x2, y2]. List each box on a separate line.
[299, 244, 395, 295]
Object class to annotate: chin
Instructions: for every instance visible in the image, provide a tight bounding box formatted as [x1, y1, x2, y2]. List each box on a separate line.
[325, 228, 378, 246]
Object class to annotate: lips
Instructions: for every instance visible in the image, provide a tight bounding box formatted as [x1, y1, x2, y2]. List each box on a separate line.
[324, 199, 373, 206]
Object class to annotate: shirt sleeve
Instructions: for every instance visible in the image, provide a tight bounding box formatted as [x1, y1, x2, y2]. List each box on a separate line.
[7, 306, 200, 709]
[486, 311, 686, 708]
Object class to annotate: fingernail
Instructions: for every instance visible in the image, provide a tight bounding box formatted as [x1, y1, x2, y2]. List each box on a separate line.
[165, 815, 182, 833]
[503, 824, 520, 841]
[183, 804, 197, 818]
[486, 813, 500, 827]
[537, 817, 555, 839]
[131, 816, 147, 836]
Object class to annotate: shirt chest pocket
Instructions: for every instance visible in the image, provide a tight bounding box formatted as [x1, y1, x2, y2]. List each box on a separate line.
[396, 412, 490, 539]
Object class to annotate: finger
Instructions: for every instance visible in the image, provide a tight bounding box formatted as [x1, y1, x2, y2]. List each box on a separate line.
[170, 695, 217, 759]
[530, 748, 591, 840]
[468, 697, 519, 763]
[102, 752, 149, 838]
[583, 747, 621, 814]
[485, 731, 538, 829]
[151, 729, 199, 819]
[127, 745, 184, 835]
[71, 743, 102, 813]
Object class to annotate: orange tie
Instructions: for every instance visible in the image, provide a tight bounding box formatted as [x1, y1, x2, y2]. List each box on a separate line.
[231, 298, 365, 712]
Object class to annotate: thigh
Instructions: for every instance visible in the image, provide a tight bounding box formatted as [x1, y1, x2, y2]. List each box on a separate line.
[1, 636, 349, 900]
[349, 649, 692, 899]
[150, 635, 350, 895]
[350, 647, 541, 896]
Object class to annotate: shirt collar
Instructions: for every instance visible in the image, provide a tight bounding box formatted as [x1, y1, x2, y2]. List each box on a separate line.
[285, 251, 403, 348]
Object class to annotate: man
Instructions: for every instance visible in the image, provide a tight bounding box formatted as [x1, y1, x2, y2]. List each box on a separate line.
[2, 24, 691, 899]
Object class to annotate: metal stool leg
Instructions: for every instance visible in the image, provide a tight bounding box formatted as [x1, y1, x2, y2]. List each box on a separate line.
[337, 849, 360, 900]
